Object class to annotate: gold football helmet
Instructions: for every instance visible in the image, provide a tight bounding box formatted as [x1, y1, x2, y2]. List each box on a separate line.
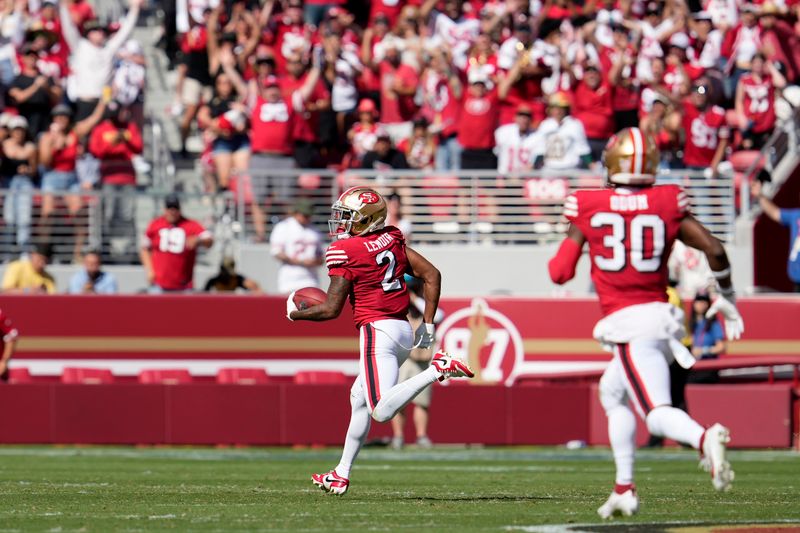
[602, 127, 660, 186]
[328, 186, 388, 238]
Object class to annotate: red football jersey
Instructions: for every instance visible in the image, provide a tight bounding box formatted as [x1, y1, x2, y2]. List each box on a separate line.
[326, 226, 410, 329]
[740, 74, 775, 134]
[565, 185, 690, 317]
[681, 100, 729, 167]
[250, 97, 295, 155]
[145, 216, 211, 291]
[457, 89, 500, 150]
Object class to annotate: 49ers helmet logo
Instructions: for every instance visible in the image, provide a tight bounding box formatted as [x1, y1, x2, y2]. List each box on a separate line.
[435, 299, 525, 386]
[358, 191, 380, 204]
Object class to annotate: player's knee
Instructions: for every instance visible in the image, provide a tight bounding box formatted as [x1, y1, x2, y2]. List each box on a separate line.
[599, 381, 624, 413]
[370, 404, 393, 423]
[644, 405, 669, 435]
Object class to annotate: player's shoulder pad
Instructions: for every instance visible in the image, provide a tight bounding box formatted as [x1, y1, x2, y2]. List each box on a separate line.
[659, 184, 691, 214]
[563, 190, 590, 220]
[325, 242, 350, 269]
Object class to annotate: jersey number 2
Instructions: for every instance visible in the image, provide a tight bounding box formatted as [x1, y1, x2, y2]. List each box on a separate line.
[376, 250, 402, 292]
[590, 212, 665, 272]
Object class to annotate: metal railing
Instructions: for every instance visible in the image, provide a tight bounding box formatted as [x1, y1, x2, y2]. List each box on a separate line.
[0, 169, 736, 263]
[238, 169, 737, 246]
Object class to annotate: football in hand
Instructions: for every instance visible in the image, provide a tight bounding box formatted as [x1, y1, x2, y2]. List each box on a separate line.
[293, 287, 327, 310]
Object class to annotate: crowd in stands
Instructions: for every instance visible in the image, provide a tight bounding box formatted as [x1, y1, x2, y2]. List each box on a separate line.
[167, 0, 800, 189]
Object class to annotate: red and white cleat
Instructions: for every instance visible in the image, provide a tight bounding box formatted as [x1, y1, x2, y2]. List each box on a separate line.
[702, 423, 734, 492]
[431, 351, 475, 382]
[311, 469, 349, 495]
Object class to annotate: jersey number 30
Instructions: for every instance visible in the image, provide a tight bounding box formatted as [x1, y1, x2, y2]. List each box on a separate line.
[590, 212, 665, 272]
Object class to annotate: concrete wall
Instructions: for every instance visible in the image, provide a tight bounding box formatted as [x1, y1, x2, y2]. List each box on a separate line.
[2, 241, 755, 296]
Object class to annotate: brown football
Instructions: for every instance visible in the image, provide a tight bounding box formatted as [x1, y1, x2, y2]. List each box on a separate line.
[293, 287, 328, 310]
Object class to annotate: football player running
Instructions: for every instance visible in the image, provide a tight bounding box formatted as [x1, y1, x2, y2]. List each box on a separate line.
[548, 128, 744, 518]
[287, 187, 474, 495]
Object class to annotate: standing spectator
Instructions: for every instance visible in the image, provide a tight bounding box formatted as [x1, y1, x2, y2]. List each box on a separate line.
[8, 43, 62, 139]
[111, 39, 147, 129]
[457, 70, 500, 170]
[361, 133, 409, 170]
[494, 104, 537, 174]
[374, 35, 419, 143]
[140, 194, 214, 293]
[204, 256, 262, 293]
[688, 291, 726, 383]
[420, 0, 480, 70]
[39, 102, 107, 262]
[88, 103, 143, 255]
[0, 308, 18, 381]
[175, 7, 213, 156]
[570, 64, 615, 161]
[1, 116, 36, 253]
[59, 0, 142, 121]
[347, 99, 385, 167]
[397, 118, 436, 170]
[0, 0, 24, 89]
[734, 53, 786, 150]
[269, 198, 323, 294]
[752, 180, 800, 292]
[384, 192, 412, 241]
[1, 243, 55, 294]
[420, 48, 462, 171]
[678, 81, 729, 175]
[68, 249, 118, 294]
[720, 3, 762, 101]
[531, 92, 591, 170]
[319, 30, 362, 142]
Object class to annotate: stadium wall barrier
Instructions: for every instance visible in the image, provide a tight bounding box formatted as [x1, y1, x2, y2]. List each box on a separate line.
[0, 382, 792, 447]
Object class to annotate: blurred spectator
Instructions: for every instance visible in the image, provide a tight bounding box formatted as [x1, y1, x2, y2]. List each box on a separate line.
[1, 243, 55, 294]
[361, 132, 409, 170]
[0, 0, 24, 88]
[140, 194, 214, 293]
[531, 92, 591, 170]
[420, 48, 462, 171]
[68, 249, 118, 294]
[688, 291, 725, 383]
[734, 53, 786, 150]
[494, 104, 537, 174]
[384, 192, 412, 241]
[421, 0, 480, 71]
[676, 81, 729, 176]
[269, 198, 323, 294]
[752, 180, 800, 292]
[640, 90, 680, 168]
[372, 34, 419, 143]
[1, 116, 36, 253]
[204, 256, 261, 293]
[8, 42, 61, 138]
[397, 118, 436, 170]
[0, 308, 18, 381]
[758, 3, 800, 84]
[347, 98, 385, 167]
[319, 30, 362, 141]
[457, 70, 500, 170]
[59, 0, 142, 121]
[88, 102, 143, 255]
[720, 3, 761, 101]
[175, 6, 213, 156]
[570, 63, 614, 161]
[39, 102, 107, 262]
[111, 39, 146, 127]
[305, 0, 346, 28]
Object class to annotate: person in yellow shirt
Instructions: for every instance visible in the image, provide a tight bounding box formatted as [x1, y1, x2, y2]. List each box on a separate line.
[2, 244, 56, 294]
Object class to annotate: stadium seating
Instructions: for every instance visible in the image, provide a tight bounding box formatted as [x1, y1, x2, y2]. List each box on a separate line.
[138, 369, 193, 385]
[61, 367, 115, 384]
[7, 367, 32, 384]
[293, 371, 349, 385]
[216, 368, 270, 385]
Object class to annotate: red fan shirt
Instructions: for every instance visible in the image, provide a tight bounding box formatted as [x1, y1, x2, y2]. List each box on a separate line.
[739, 74, 775, 134]
[280, 76, 329, 143]
[144, 216, 211, 291]
[565, 185, 690, 317]
[326, 226, 410, 329]
[681, 101, 729, 167]
[379, 62, 419, 124]
[457, 89, 500, 150]
[250, 96, 295, 155]
[571, 81, 615, 140]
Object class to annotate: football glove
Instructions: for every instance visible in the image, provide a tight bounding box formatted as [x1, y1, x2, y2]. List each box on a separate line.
[706, 295, 744, 341]
[286, 291, 298, 321]
[414, 322, 435, 349]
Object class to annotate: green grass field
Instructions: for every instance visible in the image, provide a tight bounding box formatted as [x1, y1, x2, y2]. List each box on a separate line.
[0, 446, 798, 532]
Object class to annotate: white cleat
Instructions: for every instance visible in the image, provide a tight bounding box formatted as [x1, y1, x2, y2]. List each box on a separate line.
[597, 488, 639, 519]
[702, 423, 734, 492]
[431, 351, 475, 382]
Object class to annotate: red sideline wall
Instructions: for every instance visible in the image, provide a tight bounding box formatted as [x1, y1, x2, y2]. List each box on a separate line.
[0, 295, 798, 446]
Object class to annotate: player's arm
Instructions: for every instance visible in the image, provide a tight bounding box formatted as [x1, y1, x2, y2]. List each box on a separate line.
[406, 247, 441, 349]
[0, 335, 16, 375]
[289, 275, 351, 322]
[548, 224, 586, 284]
[678, 215, 744, 339]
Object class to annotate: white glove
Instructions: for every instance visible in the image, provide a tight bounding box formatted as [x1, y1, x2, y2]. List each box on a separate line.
[286, 291, 298, 321]
[706, 295, 744, 341]
[414, 322, 435, 349]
